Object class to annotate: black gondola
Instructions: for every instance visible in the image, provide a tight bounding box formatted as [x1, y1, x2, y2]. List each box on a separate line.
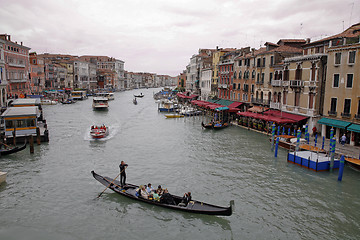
[0, 141, 27, 156]
[134, 94, 144, 98]
[92, 171, 233, 216]
[201, 122, 214, 129]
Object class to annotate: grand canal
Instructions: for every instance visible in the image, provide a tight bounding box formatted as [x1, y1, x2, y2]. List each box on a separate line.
[0, 88, 360, 239]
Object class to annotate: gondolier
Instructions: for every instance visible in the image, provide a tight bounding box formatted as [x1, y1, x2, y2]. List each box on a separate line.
[119, 161, 128, 186]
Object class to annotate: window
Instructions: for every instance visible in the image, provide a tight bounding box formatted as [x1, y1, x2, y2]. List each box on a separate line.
[357, 100, 360, 115]
[269, 73, 273, 83]
[270, 56, 274, 66]
[283, 91, 287, 105]
[295, 92, 300, 106]
[239, 60, 242, 66]
[251, 84, 254, 93]
[349, 51, 356, 64]
[257, 58, 261, 67]
[308, 93, 314, 109]
[239, 71, 242, 79]
[346, 74, 353, 88]
[335, 52, 341, 65]
[261, 73, 264, 82]
[344, 99, 351, 114]
[295, 65, 302, 80]
[311, 63, 316, 81]
[330, 98, 337, 113]
[262, 58, 265, 67]
[333, 74, 339, 88]
[238, 83, 241, 90]
[252, 70, 255, 79]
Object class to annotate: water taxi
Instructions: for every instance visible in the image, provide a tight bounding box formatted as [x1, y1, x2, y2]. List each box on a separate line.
[1, 106, 49, 142]
[90, 125, 109, 139]
[158, 100, 175, 112]
[72, 90, 88, 100]
[92, 97, 109, 110]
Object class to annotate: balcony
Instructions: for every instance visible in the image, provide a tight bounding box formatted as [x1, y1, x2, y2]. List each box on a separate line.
[308, 81, 317, 88]
[218, 83, 229, 89]
[271, 80, 282, 87]
[270, 102, 281, 109]
[8, 62, 25, 68]
[8, 78, 28, 83]
[341, 112, 351, 118]
[290, 80, 303, 87]
[251, 97, 270, 106]
[328, 110, 337, 116]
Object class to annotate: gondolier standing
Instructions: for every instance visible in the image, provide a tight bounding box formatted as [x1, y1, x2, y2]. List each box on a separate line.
[119, 161, 128, 186]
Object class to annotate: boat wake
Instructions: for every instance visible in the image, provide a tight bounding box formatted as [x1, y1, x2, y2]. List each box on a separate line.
[84, 124, 120, 141]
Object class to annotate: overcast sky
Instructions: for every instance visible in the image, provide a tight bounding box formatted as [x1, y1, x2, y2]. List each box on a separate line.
[1, 0, 359, 76]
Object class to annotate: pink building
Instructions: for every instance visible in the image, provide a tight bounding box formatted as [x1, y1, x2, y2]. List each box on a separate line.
[0, 34, 31, 97]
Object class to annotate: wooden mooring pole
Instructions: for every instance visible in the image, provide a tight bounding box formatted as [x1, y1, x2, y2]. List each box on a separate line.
[36, 127, 41, 145]
[29, 135, 34, 154]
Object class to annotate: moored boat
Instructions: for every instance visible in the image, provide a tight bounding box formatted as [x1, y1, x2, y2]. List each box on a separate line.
[165, 114, 184, 118]
[41, 99, 58, 105]
[92, 171, 234, 216]
[213, 122, 229, 130]
[345, 157, 360, 172]
[90, 125, 109, 139]
[0, 171, 6, 184]
[201, 122, 214, 129]
[0, 141, 27, 156]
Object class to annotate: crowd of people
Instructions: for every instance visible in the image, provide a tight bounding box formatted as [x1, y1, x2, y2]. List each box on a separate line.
[118, 161, 192, 207]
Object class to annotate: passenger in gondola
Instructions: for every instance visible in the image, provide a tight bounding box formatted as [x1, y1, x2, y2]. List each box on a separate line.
[157, 185, 163, 195]
[152, 190, 160, 201]
[179, 192, 192, 207]
[146, 183, 154, 193]
[140, 185, 149, 199]
[160, 189, 176, 205]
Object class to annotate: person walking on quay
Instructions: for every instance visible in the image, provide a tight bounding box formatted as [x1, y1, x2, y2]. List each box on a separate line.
[341, 134, 347, 146]
[312, 126, 317, 137]
[119, 161, 128, 186]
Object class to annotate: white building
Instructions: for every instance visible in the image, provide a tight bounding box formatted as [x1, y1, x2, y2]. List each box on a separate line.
[200, 67, 212, 100]
[0, 39, 7, 107]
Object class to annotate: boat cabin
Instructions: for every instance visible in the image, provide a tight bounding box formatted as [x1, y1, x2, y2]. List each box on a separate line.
[71, 91, 87, 100]
[92, 97, 109, 109]
[9, 98, 44, 121]
[1, 106, 40, 137]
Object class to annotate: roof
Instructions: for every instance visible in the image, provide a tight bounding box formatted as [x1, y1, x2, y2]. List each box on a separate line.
[237, 111, 296, 124]
[264, 110, 308, 122]
[306, 22, 360, 46]
[248, 106, 268, 113]
[1, 106, 39, 118]
[11, 98, 41, 106]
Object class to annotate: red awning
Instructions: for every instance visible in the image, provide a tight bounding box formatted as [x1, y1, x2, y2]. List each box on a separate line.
[263, 110, 308, 122]
[237, 111, 259, 118]
[237, 111, 296, 124]
[228, 107, 240, 113]
[228, 102, 243, 108]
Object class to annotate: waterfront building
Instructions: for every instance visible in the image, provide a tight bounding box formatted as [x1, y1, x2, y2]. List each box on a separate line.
[29, 52, 45, 94]
[232, 47, 251, 103]
[218, 51, 235, 100]
[176, 70, 187, 90]
[0, 34, 31, 97]
[73, 60, 89, 89]
[211, 48, 235, 99]
[309, 23, 360, 145]
[0, 39, 7, 107]
[200, 66, 212, 100]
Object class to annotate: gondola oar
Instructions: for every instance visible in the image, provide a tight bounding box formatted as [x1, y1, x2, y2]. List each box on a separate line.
[97, 167, 126, 198]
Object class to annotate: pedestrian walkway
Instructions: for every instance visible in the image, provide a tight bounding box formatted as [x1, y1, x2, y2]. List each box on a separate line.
[232, 121, 360, 159]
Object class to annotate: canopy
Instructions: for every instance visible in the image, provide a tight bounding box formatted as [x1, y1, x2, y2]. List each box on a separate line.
[348, 123, 360, 133]
[237, 111, 296, 124]
[264, 110, 308, 122]
[317, 117, 351, 129]
[177, 93, 198, 99]
[215, 107, 229, 111]
[228, 102, 243, 108]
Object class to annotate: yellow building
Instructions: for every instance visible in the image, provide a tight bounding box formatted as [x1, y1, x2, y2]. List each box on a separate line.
[305, 23, 360, 145]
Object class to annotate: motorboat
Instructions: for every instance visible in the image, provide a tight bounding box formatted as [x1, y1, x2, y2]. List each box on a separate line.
[90, 125, 109, 139]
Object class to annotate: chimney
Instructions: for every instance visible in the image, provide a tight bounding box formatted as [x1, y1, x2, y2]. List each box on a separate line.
[7, 35, 10, 41]
[216, 46, 219, 50]
[21, 42, 23, 46]
[306, 38, 310, 44]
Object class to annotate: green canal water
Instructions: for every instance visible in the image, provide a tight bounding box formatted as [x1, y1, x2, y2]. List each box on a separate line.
[0, 88, 360, 240]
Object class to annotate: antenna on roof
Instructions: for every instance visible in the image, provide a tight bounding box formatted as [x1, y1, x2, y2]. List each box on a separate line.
[300, 23, 303, 37]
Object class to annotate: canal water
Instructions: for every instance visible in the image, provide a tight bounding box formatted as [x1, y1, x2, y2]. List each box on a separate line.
[0, 88, 360, 240]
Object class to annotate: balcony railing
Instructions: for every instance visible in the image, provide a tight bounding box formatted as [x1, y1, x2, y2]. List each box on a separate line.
[8, 62, 25, 68]
[271, 80, 282, 87]
[341, 112, 351, 118]
[328, 110, 337, 116]
[218, 83, 229, 89]
[290, 80, 303, 87]
[308, 81, 317, 87]
[270, 102, 281, 109]
[8, 78, 28, 83]
[251, 97, 270, 106]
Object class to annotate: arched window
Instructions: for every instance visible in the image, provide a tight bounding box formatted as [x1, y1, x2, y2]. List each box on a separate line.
[239, 71, 242, 79]
[273, 92, 277, 102]
[295, 64, 302, 80]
